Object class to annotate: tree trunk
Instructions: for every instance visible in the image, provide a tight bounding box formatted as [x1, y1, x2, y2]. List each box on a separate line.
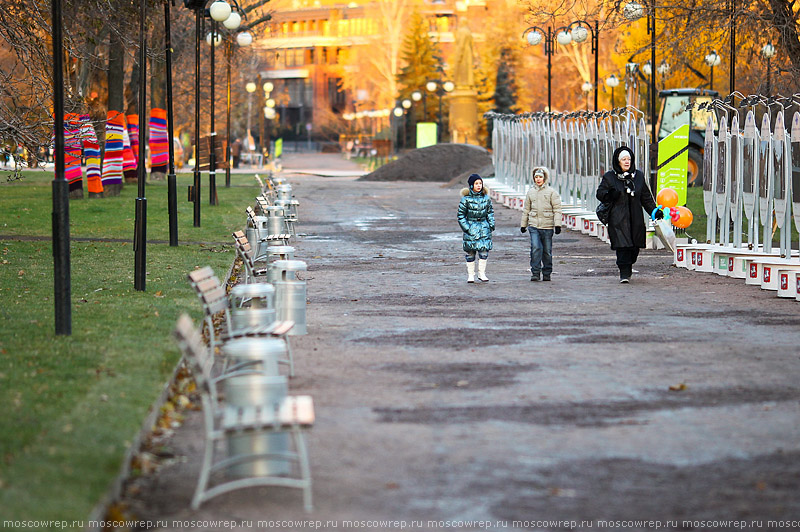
[108, 31, 125, 113]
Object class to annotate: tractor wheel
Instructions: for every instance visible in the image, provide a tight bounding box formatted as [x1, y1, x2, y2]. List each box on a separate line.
[687, 147, 703, 187]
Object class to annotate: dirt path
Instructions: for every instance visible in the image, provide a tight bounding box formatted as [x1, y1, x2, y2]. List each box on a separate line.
[127, 154, 800, 531]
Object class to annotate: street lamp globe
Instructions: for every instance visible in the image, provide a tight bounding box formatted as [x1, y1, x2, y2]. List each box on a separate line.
[657, 60, 670, 75]
[641, 60, 652, 76]
[402, 99, 412, 109]
[426, 81, 437, 92]
[556, 30, 572, 46]
[761, 42, 776, 59]
[581, 81, 593, 93]
[443, 81, 455, 92]
[571, 25, 589, 43]
[266, 98, 276, 108]
[394, 107, 403, 117]
[526, 30, 543, 46]
[263, 81, 274, 93]
[206, 32, 222, 47]
[605, 74, 619, 88]
[246, 82, 256, 93]
[704, 50, 721, 67]
[209, 0, 232, 22]
[264, 107, 276, 119]
[236, 31, 252, 46]
[411, 91, 422, 102]
[223, 11, 241, 30]
[623, 1, 645, 21]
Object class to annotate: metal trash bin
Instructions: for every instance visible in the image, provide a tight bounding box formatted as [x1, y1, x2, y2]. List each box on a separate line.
[246, 215, 270, 260]
[229, 283, 276, 332]
[224, 374, 290, 477]
[220, 337, 285, 375]
[263, 205, 286, 238]
[266, 246, 295, 283]
[271, 259, 307, 336]
[275, 199, 299, 236]
[276, 184, 293, 202]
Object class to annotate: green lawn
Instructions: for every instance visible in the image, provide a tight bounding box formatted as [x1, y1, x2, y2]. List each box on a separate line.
[0, 170, 258, 527]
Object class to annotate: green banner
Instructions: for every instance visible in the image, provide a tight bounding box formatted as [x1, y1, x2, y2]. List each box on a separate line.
[274, 138, 283, 159]
[416, 122, 437, 149]
[656, 124, 689, 206]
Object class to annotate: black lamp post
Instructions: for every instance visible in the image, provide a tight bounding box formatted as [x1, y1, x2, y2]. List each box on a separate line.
[761, 42, 776, 95]
[165, 0, 178, 246]
[704, 50, 721, 92]
[222, 13, 249, 187]
[425, 79, 454, 143]
[133, 0, 148, 291]
[51, 0, 71, 334]
[606, 74, 619, 108]
[523, 26, 553, 111]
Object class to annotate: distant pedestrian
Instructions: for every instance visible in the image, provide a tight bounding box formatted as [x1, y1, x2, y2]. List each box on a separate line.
[520, 167, 562, 281]
[596, 146, 662, 283]
[458, 173, 495, 283]
[231, 138, 242, 168]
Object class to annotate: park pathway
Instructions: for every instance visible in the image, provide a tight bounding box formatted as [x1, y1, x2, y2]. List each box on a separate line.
[126, 153, 800, 531]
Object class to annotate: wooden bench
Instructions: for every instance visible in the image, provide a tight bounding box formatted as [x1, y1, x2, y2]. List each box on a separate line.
[173, 314, 313, 511]
[254, 173, 275, 199]
[187, 266, 295, 375]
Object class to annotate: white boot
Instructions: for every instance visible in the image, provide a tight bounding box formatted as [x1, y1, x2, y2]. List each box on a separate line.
[477, 259, 489, 282]
[466, 261, 475, 283]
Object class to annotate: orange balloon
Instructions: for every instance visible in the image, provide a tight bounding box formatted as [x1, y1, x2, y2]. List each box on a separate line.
[673, 206, 693, 229]
[657, 187, 679, 208]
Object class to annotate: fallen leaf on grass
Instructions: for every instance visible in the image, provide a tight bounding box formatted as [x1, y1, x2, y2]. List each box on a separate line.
[668, 383, 687, 391]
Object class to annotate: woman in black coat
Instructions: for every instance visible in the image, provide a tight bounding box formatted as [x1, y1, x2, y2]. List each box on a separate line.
[596, 146, 663, 283]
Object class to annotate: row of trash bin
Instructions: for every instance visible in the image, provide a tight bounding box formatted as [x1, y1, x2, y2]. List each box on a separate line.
[225, 175, 310, 478]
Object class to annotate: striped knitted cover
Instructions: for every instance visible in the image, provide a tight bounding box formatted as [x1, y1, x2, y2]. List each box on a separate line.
[64, 113, 83, 193]
[126, 114, 140, 167]
[79, 114, 103, 194]
[101, 111, 125, 187]
[149, 108, 169, 174]
[121, 115, 138, 180]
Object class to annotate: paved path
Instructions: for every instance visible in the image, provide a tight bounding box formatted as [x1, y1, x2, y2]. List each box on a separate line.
[127, 153, 800, 531]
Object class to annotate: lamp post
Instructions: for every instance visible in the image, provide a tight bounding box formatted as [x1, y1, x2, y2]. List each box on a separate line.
[245, 81, 256, 161]
[704, 50, 721, 91]
[401, 98, 411, 150]
[761, 42, 776, 95]
[523, 26, 553, 111]
[426, 79, 454, 143]
[581, 81, 592, 110]
[555, 21, 600, 111]
[623, 0, 656, 145]
[657, 59, 670, 91]
[263, 82, 274, 161]
[51, 0, 71, 333]
[133, 0, 148, 290]
[222, 15, 250, 187]
[184, 0, 205, 227]
[606, 74, 619, 108]
[165, 0, 178, 247]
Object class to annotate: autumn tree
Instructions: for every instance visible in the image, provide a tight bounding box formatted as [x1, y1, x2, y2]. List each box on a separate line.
[397, 10, 445, 123]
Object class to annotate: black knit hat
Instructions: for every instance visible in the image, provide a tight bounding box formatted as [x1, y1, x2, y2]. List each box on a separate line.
[468, 173, 483, 189]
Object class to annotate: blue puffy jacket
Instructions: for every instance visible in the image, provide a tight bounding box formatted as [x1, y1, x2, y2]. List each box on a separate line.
[458, 187, 495, 251]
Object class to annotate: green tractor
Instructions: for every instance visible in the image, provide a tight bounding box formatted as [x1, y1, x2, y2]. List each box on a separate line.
[655, 88, 719, 186]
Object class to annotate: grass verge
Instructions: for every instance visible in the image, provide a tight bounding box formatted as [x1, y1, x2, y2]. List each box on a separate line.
[0, 170, 258, 528]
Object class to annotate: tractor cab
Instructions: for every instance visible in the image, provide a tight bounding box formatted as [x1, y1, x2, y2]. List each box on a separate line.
[656, 88, 719, 185]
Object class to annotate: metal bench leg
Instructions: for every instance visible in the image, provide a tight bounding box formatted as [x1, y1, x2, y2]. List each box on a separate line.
[293, 428, 313, 512]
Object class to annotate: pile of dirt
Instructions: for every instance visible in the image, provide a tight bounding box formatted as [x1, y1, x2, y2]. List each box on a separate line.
[359, 143, 493, 183]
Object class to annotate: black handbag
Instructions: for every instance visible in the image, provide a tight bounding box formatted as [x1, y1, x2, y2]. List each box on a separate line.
[596, 201, 613, 225]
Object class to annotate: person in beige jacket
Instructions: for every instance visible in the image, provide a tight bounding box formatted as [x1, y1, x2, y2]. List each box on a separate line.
[520, 167, 562, 281]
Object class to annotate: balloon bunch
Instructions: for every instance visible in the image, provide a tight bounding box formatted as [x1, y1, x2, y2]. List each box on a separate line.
[653, 187, 693, 229]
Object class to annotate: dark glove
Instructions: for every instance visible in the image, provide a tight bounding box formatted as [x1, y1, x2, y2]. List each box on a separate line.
[554, 226, 561, 235]
[606, 188, 621, 201]
[520, 226, 527, 233]
[654, 209, 665, 220]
